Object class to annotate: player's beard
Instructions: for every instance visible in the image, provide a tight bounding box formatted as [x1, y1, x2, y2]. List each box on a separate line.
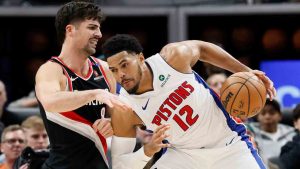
[83, 39, 97, 56]
[127, 65, 142, 94]
[83, 45, 96, 56]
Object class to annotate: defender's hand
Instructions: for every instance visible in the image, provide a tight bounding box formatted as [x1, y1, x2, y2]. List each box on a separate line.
[95, 89, 131, 111]
[92, 108, 114, 138]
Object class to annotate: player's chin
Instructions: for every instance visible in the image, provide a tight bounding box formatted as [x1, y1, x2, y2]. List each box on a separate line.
[86, 47, 96, 55]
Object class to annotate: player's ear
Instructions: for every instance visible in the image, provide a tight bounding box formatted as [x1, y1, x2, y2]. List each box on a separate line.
[137, 53, 145, 63]
[65, 24, 75, 37]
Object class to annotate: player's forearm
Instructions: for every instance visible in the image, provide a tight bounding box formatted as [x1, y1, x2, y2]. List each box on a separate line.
[38, 90, 97, 113]
[198, 41, 252, 73]
[111, 136, 151, 169]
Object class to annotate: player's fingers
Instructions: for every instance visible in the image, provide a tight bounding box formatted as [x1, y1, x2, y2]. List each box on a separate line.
[154, 134, 170, 143]
[251, 70, 265, 76]
[101, 129, 114, 138]
[153, 124, 170, 134]
[101, 107, 105, 118]
[92, 119, 101, 132]
[154, 124, 170, 136]
[158, 143, 171, 148]
[272, 87, 277, 97]
[111, 98, 131, 110]
[261, 76, 277, 99]
[267, 88, 276, 101]
[100, 122, 112, 134]
[94, 119, 106, 132]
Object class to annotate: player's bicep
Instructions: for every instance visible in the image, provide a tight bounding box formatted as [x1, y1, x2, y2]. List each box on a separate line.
[110, 108, 138, 137]
[35, 62, 63, 103]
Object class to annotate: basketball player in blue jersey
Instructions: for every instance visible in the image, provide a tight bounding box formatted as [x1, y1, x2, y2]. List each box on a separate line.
[102, 34, 276, 169]
[34, 2, 131, 169]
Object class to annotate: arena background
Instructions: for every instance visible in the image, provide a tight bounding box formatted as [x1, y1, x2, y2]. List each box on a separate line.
[0, 0, 299, 121]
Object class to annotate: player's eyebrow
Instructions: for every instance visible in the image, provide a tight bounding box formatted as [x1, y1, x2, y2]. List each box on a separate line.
[108, 59, 126, 69]
[118, 59, 127, 65]
[88, 23, 99, 27]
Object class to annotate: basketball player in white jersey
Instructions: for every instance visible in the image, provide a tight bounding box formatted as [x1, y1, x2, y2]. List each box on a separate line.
[102, 34, 276, 169]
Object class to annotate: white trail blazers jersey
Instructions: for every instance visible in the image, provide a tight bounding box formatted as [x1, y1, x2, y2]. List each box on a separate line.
[119, 54, 251, 150]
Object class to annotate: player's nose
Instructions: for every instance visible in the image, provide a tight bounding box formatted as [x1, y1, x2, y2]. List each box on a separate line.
[94, 29, 102, 39]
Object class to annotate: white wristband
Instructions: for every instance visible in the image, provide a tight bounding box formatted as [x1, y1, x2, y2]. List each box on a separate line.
[111, 136, 151, 169]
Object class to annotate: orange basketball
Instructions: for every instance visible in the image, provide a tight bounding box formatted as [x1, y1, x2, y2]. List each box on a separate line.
[220, 72, 267, 119]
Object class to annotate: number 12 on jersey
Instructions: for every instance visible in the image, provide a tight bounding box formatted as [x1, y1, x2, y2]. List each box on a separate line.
[173, 105, 199, 131]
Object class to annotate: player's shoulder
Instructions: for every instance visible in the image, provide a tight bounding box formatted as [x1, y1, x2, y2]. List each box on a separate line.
[159, 42, 193, 73]
[93, 57, 109, 70]
[36, 60, 64, 80]
[161, 42, 192, 57]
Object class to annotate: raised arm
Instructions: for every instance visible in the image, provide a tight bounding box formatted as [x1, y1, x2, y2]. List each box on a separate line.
[160, 40, 251, 74]
[160, 40, 276, 99]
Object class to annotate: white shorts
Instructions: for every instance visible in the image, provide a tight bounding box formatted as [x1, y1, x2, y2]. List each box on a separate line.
[150, 140, 265, 169]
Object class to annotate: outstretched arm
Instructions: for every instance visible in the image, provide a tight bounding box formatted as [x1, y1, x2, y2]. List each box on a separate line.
[35, 61, 128, 113]
[160, 40, 276, 99]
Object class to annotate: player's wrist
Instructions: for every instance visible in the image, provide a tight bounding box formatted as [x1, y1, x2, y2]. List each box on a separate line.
[143, 145, 155, 157]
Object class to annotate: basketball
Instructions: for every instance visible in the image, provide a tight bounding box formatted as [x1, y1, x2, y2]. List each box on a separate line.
[220, 72, 267, 119]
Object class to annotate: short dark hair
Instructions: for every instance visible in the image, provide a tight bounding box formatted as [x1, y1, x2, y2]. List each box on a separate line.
[55, 1, 103, 46]
[265, 98, 281, 113]
[293, 104, 300, 121]
[1, 124, 23, 142]
[102, 34, 143, 58]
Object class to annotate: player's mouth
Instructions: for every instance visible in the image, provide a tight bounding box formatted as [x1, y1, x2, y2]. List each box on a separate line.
[89, 39, 98, 48]
[121, 79, 133, 86]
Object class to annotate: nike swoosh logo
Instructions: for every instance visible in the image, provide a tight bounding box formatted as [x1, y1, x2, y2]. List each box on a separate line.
[70, 77, 78, 81]
[142, 98, 150, 110]
[94, 75, 104, 81]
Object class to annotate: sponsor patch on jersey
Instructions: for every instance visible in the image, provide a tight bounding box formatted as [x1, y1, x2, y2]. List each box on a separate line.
[159, 75, 165, 81]
[160, 74, 171, 87]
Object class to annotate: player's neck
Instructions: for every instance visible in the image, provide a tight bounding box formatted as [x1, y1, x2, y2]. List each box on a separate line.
[135, 63, 154, 94]
[58, 43, 90, 76]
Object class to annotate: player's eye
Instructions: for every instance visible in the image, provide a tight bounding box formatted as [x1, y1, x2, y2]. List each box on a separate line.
[121, 63, 128, 68]
[110, 69, 117, 73]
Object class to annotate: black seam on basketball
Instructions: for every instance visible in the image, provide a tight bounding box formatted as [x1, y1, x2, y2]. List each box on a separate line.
[229, 77, 251, 116]
[220, 82, 246, 115]
[220, 82, 246, 97]
[243, 83, 251, 117]
[248, 80, 264, 109]
[234, 73, 264, 86]
[231, 76, 264, 106]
